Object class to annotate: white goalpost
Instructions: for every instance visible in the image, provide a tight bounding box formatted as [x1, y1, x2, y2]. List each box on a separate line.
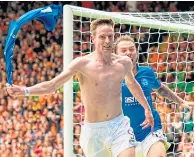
[63, 5, 194, 157]
[63, 5, 74, 156]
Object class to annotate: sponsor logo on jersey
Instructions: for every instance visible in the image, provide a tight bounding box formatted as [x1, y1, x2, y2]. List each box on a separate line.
[141, 78, 148, 86]
[124, 96, 152, 106]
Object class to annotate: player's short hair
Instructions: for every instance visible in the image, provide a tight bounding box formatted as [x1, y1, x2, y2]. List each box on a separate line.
[90, 18, 114, 36]
[114, 35, 135, 54]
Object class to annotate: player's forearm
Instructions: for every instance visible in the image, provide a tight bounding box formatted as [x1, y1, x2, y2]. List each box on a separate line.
[157, 84, 184, 104]
[26, 80, 55, 96]
[126, 79, 151, 111]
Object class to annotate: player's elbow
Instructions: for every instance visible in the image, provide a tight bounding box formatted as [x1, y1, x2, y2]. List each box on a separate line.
[126, 78, 136, 86]
[127, 79, 141, 92]
[47, 80, 56, 94]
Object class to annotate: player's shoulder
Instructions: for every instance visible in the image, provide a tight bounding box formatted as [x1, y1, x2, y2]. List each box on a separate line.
[139, 65, 155, 74]
[73, 53, 92, 65]
[140, 65, 153, 71]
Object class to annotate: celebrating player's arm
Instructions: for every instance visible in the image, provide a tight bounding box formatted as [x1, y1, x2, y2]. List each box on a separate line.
[156, 83, 194, 110]
[123, 56, 154, 130]
[6, 57, 84, 97]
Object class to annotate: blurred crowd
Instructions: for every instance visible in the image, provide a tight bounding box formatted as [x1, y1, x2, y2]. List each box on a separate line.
[0, 1, 194, 157]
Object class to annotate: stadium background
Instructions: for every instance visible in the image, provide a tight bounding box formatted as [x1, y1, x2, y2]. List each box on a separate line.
[0, 1, 194, 157]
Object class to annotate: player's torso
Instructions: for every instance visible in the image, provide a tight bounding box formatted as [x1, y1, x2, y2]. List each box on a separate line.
[121, 66, 162, 141]
[79, 57, 126, 101]
[77, 56, 126, 122]
[122, 67, 154, 108]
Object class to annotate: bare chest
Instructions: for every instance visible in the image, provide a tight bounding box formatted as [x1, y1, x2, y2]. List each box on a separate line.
[81, 63, 125, 91]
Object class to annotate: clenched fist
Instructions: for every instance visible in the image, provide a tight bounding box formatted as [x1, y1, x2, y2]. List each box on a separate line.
[6, 83, 25, 97]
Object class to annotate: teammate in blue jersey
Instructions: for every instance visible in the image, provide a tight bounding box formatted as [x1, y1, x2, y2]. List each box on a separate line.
[114, 35, 193, 157]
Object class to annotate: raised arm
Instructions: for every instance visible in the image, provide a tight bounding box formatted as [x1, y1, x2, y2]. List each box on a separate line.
[156, 84, 193, 110]
[124, 58, 154, 130]
[6, 57, 83, 97]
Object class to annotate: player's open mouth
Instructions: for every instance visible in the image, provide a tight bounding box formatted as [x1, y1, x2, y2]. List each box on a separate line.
[103, 46, 112, 50]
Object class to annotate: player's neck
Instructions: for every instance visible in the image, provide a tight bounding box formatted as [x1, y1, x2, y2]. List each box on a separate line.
[94, 50, 112, 65]
[132, 64, 137, 75]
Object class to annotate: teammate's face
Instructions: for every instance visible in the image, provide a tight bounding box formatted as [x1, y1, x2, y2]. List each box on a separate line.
[92, 25, 114, 54]
[116, 40, 137, 64]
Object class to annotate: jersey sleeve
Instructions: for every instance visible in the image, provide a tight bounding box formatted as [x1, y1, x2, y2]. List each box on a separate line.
[148, 67, 161, 89]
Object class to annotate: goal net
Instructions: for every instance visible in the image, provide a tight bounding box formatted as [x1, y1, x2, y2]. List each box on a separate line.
[63, 5, 194, 157]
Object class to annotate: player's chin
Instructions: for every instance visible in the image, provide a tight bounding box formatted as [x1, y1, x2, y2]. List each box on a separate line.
[103, 48, 112, 52]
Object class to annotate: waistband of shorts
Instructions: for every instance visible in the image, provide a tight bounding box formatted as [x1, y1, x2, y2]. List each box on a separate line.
[83, 114, 125, 128]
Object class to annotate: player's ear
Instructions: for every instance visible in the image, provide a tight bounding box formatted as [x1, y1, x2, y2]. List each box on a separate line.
[91, 35, 95, 43]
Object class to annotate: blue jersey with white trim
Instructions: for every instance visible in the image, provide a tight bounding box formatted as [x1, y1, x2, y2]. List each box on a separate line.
[122, 65, 162, 141]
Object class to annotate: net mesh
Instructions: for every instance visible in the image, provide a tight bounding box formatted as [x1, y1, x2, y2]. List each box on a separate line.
[71, 11, 194, 157]
[118, 12, 194, 26]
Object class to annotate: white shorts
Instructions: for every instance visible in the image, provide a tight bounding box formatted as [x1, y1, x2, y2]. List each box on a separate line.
[80, 114, 138, 157]
[135, 129, 171, 157]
